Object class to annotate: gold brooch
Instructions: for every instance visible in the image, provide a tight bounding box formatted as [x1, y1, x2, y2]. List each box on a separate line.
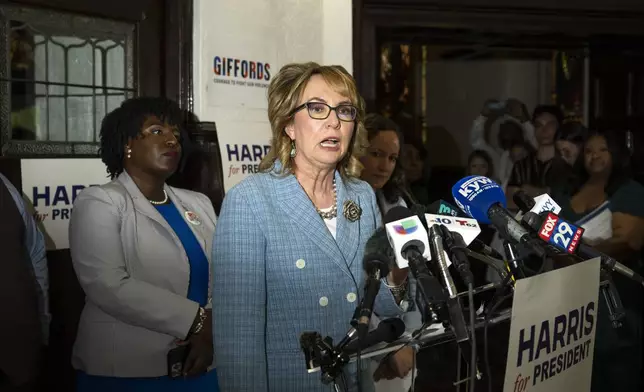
[343, 200, 361, 222]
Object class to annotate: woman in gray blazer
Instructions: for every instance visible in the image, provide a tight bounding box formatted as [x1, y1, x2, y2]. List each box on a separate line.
[212, 63, 413, 392]
[69, 98, 219, 391]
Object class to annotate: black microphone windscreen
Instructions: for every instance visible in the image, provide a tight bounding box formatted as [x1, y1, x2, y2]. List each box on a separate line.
[426, 199, 463, 217]
[363, 227, 393, 275]
[383, 206, 413, 224]
[344, 317, 405, 353]
[513, 190, 535, 213]
[380, 317, 406, 342]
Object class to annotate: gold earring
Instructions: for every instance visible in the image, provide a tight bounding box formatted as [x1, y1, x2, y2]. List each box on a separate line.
[290, 141, 297, 158]
[126, 147, 132, 159]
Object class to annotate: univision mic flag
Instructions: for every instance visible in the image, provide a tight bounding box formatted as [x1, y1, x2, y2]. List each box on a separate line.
[503, 258, 600, 392]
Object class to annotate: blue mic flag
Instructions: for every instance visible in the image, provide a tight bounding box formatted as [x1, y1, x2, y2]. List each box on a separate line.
[451, 175, 507, 224]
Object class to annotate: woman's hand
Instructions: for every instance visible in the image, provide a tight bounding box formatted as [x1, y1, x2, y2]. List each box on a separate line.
[181, 309, 213, 377]
[373, 346, 415, 381]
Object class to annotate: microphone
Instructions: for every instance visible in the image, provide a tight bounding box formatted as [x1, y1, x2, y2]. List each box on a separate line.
[391, 207, 477, 372]
[425, 199, 463, 217]
[440, 227, 474, 285]
[427, 224, 458, 297]
[355, 228, 392, 339]
[343, 318, 405, 354]
[384, 207, 447, 314]
[415, 200, 483, 248]
[422, 199, 509, 279]
[523, 211, 644, 286]
[452, 175, 546, 258]
[513, 190, 535, 214]
[384, 207, 432, 268]
[425, 199, 508, 259]
[513, 190, 562, 215]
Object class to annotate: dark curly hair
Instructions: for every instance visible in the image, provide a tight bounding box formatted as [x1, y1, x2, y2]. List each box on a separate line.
[99, 97, 186, 179]
[363, 113, 414, 204]
[568, 131, 631, 197]
[467, 149, 495, 178]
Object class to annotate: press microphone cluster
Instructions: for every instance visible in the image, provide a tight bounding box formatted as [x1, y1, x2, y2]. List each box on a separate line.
[451, 176, 547, 259]
[383, 205, 481, 387]
[515, 193, 644, 287]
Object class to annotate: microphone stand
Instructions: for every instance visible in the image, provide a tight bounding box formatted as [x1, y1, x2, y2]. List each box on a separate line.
[300, 330, 352, 392]
[503, 241, 526, 279]
[599, 271, 626, 329]
[428, 225, 481, 387]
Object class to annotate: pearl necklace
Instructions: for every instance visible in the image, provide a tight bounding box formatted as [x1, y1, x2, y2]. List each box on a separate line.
[315, 179, 337, 220]
[149, 189, 168, 205]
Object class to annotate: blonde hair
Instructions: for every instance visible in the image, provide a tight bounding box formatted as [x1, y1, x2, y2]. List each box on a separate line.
[259, 62, 367, 179]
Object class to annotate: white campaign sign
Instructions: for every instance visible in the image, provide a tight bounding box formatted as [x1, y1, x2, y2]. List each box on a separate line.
[21, 158, 109, 250]
[216, 120, 273, 191]
[194, 0, 353, 192]
[503, 258, 600, 392]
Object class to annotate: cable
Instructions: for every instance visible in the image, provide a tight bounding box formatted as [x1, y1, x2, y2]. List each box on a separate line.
[468, 282, 477, 392]
[410, 343, 418, 392]
[379, 321, 429, 373]
[463, 248, 508, 280]
[347, 265, 361, 392]
[356, 346, 362, 392]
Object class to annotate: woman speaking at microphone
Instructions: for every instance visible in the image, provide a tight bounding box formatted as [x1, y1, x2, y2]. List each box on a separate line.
[211, 62, 412, 392]
[69, 97, 219, 391]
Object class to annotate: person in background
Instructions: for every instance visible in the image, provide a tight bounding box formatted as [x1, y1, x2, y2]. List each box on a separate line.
[400, 139, 431, 206]
[0, 173, 48, 391]
[361, 113, 416, 213]
[470, 99, 537, 188]
[466, 149, 495, 179]
[553, 131, 643, 391]
[508, 140, 533, 166]
[212, 63, 413, 392]
[69, 97, 218, 391]
[505, 105, 564, 209]
[554, 120, 587, 168]
[359, 113, 418, 391]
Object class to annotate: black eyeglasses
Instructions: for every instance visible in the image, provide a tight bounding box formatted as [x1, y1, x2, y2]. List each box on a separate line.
[291, 102, 357, 122]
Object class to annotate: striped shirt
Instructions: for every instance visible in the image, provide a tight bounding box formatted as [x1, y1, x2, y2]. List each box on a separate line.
[507, 153, 554, 188]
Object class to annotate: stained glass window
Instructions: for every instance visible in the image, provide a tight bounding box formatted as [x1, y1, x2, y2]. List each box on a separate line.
[0, 5, 135, 155]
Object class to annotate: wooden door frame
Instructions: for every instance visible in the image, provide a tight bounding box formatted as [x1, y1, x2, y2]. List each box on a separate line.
[1, 0, 194, 158]
[4, 0, 194, 109]
[353, 0, 644, 111]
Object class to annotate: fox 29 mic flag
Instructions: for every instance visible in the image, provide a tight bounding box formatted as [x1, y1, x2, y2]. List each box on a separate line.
[451, 175, 506, 224]
[503, 258, 600, 392]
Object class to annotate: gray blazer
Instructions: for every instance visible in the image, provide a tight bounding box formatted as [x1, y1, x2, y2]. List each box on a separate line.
[69, 171, 216, 377]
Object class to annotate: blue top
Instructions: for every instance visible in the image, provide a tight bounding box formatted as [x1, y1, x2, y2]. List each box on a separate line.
[155, 202, 210, 306]
[76, 202, 217, 391]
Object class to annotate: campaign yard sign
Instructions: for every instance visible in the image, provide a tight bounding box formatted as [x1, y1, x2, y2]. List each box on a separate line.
[503, 258, 600, 392]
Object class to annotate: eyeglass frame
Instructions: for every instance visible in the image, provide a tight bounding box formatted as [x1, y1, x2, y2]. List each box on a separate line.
[290, 101, 358, 122]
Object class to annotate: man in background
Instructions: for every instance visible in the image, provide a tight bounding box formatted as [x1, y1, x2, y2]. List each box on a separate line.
[0, 173, 49, 391]
[505, 105, 565, 209]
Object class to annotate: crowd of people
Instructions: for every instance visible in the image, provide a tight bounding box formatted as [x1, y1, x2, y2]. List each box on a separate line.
[1, 61, 642, 392]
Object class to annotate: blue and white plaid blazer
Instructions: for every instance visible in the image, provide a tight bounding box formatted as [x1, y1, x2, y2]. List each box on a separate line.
[211, 167, 406, 392]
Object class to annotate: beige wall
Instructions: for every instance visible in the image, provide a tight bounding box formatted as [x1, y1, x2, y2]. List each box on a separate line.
[192, 0, 352, 190]
[425, 59, 552, 167]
